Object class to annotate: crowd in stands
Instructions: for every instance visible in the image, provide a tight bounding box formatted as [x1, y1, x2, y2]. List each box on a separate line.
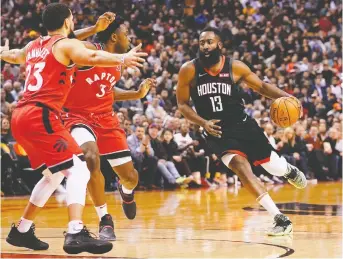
[1, 0, 342, 195]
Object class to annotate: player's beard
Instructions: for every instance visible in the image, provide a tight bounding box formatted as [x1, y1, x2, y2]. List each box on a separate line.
[68, 31, 76, 39]
[198, 45, 221, 68]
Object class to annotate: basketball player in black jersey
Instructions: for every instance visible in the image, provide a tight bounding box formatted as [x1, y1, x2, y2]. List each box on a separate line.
[177, 27, 307, 236]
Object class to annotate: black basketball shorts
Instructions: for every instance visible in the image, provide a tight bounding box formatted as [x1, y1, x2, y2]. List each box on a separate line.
[204, 117, 272, 166]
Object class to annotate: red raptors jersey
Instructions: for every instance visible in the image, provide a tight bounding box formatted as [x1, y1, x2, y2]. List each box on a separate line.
[17, 35, 76, 112]
[64, 43, 121, 114]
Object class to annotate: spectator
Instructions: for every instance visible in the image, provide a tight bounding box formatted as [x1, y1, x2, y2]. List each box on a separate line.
[323, 127, 340, 179]
[123, 119, 133, 136]
[279, 127, 309, 179]
[3, 81, 15, 104]
[127, 126, 158, 190]
[160, 89, 173, 113]
[264, 123, 277, 149]
[11, 81, 23, 102]
[148, 124, 185, 188]
[2, 64, 14, 82]
[147, 49, 161, 68]
[1, 117, 13, 143]
[1, 89, 11, 116]
[161, 129, 193, 179]
[145, 97, 167, 120]
[174, 123, 204, 183]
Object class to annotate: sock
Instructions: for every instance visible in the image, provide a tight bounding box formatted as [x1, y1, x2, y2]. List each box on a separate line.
[68, 220, 83, 234]
[122, 185, 133, 194]
[257, 193, 281, 217]
[95, 204, 108, 220]
[17, 217, 33, 233]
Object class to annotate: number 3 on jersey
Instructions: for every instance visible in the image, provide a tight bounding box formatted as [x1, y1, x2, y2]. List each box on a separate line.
[210, 96, 223, 112]
[24, 62, 46, 91]
[96, 84, 107, 98]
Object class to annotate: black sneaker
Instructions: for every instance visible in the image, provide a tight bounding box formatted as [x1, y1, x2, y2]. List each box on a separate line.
[99, 214, 116, 241]
[266, 214, 293, 236]
[63, 226, 113, 254]
[118, 184, 136, 220]
[6, 223, 49, 250]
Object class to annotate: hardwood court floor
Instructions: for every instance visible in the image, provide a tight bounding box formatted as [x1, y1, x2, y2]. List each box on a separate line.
[1, 182, 342, 258]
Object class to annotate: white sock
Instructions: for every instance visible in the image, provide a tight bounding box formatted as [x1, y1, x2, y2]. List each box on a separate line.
[17, 217, 33, 233]
[257, 193, 281, 217]
[122, 185, 133, 194]
[95, 204, 108, 220]
[68, 220, 83, 234]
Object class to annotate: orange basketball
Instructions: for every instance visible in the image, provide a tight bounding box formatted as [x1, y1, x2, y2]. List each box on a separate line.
[270, 97, 301, 128]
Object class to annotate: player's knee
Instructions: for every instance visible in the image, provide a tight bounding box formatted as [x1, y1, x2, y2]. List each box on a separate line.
[83, 148, 100, 174]
[229, 155, 249, 172]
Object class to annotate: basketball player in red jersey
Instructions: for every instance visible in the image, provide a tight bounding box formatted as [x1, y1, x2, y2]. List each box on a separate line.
[62, 18, 156, 240]
[0, 3, 147, 254]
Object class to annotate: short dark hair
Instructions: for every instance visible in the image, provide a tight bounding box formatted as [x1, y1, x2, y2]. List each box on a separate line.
[97, 17, 124, 43]
[42, 3, 71, 31]
[200, 26, 222, 41]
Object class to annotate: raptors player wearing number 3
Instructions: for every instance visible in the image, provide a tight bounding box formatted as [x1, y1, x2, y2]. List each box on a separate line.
[62, 19, 156, 240]
[0, 3, 147, 254]
[176, 27, 307, 236]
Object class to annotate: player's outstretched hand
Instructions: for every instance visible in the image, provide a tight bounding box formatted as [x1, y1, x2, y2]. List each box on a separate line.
[95, 12, 116, 32]
[123, 43, 148, 69]
[204, 119, 222, 138]
[0, 39, 9, 56]
[138, 78, 156, 98]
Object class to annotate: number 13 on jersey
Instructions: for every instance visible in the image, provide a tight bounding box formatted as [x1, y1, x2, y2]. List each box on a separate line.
[210, 96, 223, 112]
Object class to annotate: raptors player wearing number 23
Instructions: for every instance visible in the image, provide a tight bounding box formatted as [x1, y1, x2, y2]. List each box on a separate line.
[62, 19, 156, 241]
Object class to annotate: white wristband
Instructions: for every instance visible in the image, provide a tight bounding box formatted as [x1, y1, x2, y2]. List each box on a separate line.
[120, 55, 125, 65]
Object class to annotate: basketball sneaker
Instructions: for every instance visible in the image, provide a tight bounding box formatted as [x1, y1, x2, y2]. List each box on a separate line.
[6, 223, 49, 250]
[266, 214, 293, 236]
[99, 214, 116, 241]
[63, 226, 112, 254]
[118, 184, 136, 220]
[284, 164, 307, 189]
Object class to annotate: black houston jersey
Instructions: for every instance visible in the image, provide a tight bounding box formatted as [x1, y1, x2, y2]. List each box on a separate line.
[190, 56, 247, 127]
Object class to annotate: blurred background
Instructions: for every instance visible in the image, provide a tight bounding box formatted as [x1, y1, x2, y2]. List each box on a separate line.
[1, 0, 342, 196]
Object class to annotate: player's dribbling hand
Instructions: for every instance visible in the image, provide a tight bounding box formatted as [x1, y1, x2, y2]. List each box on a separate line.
[0, 39, 9, 57]
[123, 43, 148, 69]
[95, 12, 116, 32]
[138, 78, 156, 98]
[203, 119, 222, 138]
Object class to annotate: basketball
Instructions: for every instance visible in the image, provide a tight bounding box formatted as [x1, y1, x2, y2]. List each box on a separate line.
[270, 97, 301, 128]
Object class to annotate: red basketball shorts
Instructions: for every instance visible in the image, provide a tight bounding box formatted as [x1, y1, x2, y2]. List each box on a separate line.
[11, 103, 84, 173]
[62, 111, 131, 167]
